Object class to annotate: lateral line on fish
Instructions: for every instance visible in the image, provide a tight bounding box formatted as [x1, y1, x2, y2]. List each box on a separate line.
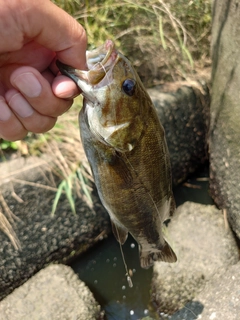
[122, 153, 162, 220]
[115, 227, 133, 288]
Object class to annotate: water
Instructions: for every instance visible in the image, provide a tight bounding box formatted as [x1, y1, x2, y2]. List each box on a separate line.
[173, 165, 213, 207]
[71, 233, 155, 319]
[70, 165, 213, 319]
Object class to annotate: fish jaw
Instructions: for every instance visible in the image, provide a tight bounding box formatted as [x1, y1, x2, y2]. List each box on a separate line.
[58, 39, 146, 152]
[56, 40, 118, 103]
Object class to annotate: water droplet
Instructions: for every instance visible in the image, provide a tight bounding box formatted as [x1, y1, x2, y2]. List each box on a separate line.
[144, 309, 149, 315]
[133, 269, 136, 273]
[130, 310, 134, 316]
[130, 243, 135, 248]
[94, 280, 98, 284]
[113, 257, 117, 261]
[122, 295, 126, 300]
[122, 285, 126, 290]
[106, 259, 110, 263]
[113, 263, 116, 267]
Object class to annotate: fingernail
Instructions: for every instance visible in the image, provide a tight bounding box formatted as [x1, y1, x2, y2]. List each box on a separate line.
[54, 82, 78, 99]
[8, 93, 34, 118]
[12, 72, 42, 98]
[0, 98, 12, 121]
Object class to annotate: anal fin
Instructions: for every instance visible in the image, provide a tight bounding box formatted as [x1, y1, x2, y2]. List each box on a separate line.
[111, 221, 128, 245]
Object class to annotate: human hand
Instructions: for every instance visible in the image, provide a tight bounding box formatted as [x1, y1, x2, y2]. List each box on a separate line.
[0, 0, 87, 141]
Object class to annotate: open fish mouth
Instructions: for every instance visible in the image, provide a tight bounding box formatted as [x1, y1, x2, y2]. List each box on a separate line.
[56, 40, 118, 93]
[86, 39, 118, 74]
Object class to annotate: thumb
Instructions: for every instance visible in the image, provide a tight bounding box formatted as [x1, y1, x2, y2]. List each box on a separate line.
[9, 0, 87, 69]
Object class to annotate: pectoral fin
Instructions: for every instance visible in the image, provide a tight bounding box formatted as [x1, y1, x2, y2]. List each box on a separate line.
[111, 220, 128, 245]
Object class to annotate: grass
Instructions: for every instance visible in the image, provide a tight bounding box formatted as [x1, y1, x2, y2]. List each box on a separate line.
[0, 191, 21, 250]
[1, 0, 212, 248]
[29, 97, 94, 216]
[55, 0, 211, 85]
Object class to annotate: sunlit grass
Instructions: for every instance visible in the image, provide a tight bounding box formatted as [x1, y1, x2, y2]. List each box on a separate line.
[55, 0, 211, 84]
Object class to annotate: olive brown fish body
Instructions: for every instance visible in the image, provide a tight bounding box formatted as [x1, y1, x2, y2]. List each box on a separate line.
[57, 40, 177, 268]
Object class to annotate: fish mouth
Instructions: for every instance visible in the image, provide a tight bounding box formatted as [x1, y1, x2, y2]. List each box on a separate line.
[56, 40, 118, 94]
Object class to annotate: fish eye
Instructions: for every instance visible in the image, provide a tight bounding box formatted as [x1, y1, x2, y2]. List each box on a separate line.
[122, 79, 136, 96]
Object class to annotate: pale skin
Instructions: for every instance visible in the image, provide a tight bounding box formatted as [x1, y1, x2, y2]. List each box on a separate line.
[0, 0, 87, 141]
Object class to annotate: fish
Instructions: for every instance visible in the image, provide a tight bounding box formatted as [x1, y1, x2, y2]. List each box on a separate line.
[57, 40, 177, 268]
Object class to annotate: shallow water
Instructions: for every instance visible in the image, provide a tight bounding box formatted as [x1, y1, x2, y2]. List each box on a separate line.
[71, 165, 213, 319]
[71, 234, 154, 319]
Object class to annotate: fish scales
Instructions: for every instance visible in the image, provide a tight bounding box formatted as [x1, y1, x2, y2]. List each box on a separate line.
[57, 40, 177, 268]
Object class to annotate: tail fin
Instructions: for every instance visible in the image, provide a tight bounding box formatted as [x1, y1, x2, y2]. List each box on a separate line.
[139, 240, 177, 269]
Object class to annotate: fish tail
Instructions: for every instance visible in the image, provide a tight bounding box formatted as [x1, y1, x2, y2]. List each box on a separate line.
[139, 240, 177, 269]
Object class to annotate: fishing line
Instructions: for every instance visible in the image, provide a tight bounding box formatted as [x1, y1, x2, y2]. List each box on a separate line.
[93, 141, 133, 287]
[115, 227, 133, 288]
[89, 56, 132, 287]
[182, 305, 198, 317]
[99, 61, 111, 86]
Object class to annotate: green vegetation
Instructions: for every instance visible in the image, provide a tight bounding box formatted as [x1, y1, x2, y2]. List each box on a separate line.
[54, 0, 211, 84]
[0, 140, 18, 151]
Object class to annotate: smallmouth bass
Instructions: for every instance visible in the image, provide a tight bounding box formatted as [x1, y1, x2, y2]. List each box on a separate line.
[57, 40, 177, 268]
